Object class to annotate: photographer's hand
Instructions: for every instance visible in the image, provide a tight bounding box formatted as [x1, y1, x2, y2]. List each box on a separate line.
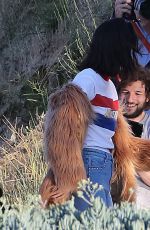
[115, 0, 133, 18]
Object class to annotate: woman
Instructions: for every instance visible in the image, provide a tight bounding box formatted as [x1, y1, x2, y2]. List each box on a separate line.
[39, 18, 140, 211]
[72, 18, 139, 210]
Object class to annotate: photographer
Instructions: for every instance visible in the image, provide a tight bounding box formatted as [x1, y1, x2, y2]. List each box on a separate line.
[114, 0, 150, 68]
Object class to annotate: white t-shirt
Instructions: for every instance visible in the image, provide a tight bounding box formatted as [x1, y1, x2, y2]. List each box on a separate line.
[73, 68, 118, 153]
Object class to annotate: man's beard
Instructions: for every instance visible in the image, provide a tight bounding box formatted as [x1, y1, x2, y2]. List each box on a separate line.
[124, 103, 146, 119]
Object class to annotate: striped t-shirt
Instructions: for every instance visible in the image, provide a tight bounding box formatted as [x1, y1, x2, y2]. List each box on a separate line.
[136, 22, 150, 68]
[73, 68, 118, 153]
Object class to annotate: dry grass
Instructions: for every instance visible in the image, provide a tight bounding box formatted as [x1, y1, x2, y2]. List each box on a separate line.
[0, 115, 47, 205]
[0, 0, 113, 206]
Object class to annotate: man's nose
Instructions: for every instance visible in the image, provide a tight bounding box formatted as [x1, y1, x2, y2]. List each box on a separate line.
[126, 93, 136, 103]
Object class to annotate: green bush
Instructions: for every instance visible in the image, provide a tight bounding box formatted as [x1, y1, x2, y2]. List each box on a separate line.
[0, 180, 149, 230]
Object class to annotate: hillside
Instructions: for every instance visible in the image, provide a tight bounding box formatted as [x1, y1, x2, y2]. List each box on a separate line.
[0, 0, 113, 203]
[0, 0, 113, 144]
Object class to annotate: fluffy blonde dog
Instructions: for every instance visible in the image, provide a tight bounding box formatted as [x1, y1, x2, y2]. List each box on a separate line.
[39, 84, 150, 207]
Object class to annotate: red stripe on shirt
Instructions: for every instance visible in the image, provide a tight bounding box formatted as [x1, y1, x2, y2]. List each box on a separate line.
[91, 94, 119, 110]
[103, 75, 110, 81]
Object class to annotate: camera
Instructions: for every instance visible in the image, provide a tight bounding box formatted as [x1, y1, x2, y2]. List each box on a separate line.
[123, 0, 146, 20]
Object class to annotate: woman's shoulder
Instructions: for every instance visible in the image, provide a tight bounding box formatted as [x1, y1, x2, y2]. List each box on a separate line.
[73, 68, 99, 83]
[75, 68, 97, 77]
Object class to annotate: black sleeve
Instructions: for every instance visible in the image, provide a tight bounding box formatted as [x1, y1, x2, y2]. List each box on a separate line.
[127, 120, 143, 138]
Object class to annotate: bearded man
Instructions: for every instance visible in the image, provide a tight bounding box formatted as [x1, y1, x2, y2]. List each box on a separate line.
[119, 68, 150, 139]
[118, 67, 150, 208]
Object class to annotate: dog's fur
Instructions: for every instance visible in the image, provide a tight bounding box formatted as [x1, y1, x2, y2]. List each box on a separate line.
[39, 84, 150, 207]
[112, 111, 137, 202]
[40, 84, 93, 207]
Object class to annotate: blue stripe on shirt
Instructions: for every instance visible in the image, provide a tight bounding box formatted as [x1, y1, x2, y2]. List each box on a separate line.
[93, 113, 117, 132]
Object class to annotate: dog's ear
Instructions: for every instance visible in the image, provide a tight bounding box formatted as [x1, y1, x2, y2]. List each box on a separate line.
[40, 84, 94, 206]
[130, 137, 150, 172]
[113, 109, 137, 202]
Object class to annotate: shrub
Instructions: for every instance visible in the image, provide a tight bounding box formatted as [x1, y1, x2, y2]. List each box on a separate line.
[0, 180, 149, 230]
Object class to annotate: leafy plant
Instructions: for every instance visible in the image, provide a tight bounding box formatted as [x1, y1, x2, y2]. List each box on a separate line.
[0, 180, 149, 229]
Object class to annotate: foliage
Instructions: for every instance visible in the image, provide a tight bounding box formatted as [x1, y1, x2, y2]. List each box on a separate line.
[55, 0, 113, 81]
[0, 0, 67, 46]
[0, 180, 149, 229]
[0, 115, 46, 205]
[22, 74, 49, 117]
[0, 0, 113, 119]
[0, 0, 68, 120]
[0, 0, 113, 180]
[0, 2, 149, 229]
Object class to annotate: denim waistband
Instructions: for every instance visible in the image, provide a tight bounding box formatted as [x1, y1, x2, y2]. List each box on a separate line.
[82, 148, 113, 161]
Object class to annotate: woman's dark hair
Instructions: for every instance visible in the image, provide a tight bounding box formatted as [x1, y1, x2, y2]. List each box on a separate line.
[140, 0, 150, 20]
[79, 18, 139, 79]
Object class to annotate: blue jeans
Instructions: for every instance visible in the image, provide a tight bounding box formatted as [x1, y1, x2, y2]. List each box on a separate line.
[74, 148, 113, 211]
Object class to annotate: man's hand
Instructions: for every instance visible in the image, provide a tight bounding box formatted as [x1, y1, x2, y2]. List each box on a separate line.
[115, 0, 133, 18]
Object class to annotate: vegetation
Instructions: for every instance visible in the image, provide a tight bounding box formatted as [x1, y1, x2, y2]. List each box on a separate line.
[0, 181, 150, 229]
[0, 0, 113, 121]
[0, 115, 46, 205]
[0, 0, 113, 204]
[1, 1, 149, 229]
